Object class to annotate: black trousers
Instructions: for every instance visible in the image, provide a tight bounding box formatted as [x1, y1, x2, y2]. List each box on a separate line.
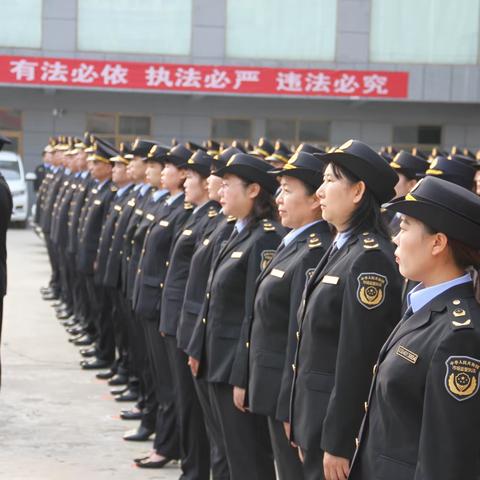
[194, 375, 230, 480]
[164, 335, 210, 480]
[44, 236, 60, 295]
[268, 417, 304, 480]
[58, 248, 73, 311]
[209, 382, 276, 480]
[112, 289, 130, 373]
[85, 277, 114, 362]
[301, 447, 325, 480]
[142, 318, 179, 459]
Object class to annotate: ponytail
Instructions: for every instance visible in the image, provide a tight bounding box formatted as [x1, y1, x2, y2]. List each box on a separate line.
[448, 237, 480, 303]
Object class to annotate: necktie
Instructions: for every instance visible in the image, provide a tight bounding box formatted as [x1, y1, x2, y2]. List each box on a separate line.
[327, 242, 338, 261]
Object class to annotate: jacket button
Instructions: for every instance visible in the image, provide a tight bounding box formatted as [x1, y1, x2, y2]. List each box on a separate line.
[245, 342, 249, 348]
[166, 261, 169, 266]
[131, 240, 134, 245]
[372, 364, 377, 375]
[364, 402, 368, 412]
[296, 331, 299, 340]
[291, 364, 295, 372]
[355, 438, 360, 448]
[160, 283, 164, 288]
[202, 318, 206, 324]
[206, 292, 210, 299]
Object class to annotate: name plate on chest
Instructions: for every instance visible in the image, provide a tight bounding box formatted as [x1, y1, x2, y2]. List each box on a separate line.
[396, 345, 418, 364]
[321, 275, 339, 285]
[231, 251, 243, 259]
[270, 269, 285, 278]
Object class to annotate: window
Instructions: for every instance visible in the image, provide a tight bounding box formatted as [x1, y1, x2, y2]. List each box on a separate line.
[265, 119, 330, 145]
[211, 119, 252, 143]
[86, 113, 152, 146]
[370, 0, 480, 64]
[0, 109, 22, 154]
[393, 125, 442, 148]
[0, 0, 41, 48]
[78, 0, 192, 55]
[226, 0, 336, 60]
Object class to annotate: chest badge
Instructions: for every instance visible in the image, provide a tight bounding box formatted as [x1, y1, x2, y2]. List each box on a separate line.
[396, 345, 418, 364]
[356, 272, 388, 310]
[445, 356, 480, 401]
[260, 250, 276, 270]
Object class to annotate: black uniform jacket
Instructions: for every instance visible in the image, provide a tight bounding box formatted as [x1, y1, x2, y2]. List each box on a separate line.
[76, 180, 116, 275]
[197, 218, 285, 386]
[159, 201, 220, 337]
[183, 214, 236, 357]
[102, 187, 138, 288]
[349, 281, 480, 480]
[290, 231, 402, 459]
[50, 173, 74, 244]
[0, 173, 11, 297]
[94, 185, 134, 285]
[131, 194, 190, 320]
[40, 168, 65, 234]
[246, 221, 332, 420]
[66, 175, 92, 255]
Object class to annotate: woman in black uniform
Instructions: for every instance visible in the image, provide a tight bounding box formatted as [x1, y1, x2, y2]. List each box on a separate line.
[244, 149, 332, 480]
[289, 140, 402, 480]
[197, 153, 285, 480]
[349, 176, 480, 480]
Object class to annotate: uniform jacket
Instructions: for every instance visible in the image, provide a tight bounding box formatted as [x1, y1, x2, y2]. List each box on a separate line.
[349, 282, 480, 480]
[126, 192, 172, 301]
[131, 194, 190, 319]
[0, 173, 12, 297]
[50, 173, 74, 243]
[183, 214, 236, 357]
[66, 174, 92, 255]
[51, 174, 78, 248]
[290, 231, 402, 459]
[246, 221, 332, 420]
[159, 201, 220, 337]
[76, 180, 116, 275]
[94, 185, 134, 285]
[40, 168, 65, 234]
[34, 170, 52, 225]
[197, 218, 285, 385]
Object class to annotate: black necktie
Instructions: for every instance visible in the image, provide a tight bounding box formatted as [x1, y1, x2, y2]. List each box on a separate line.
[328, 242, 338, 261]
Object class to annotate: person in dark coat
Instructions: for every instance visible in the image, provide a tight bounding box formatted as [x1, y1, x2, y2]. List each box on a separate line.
[197, 153, 286, 480]
[349, 176, 480, 480]
[289, 140, 402, 480]
[244, 149, 333, 480]
[0, 134, 12, 388]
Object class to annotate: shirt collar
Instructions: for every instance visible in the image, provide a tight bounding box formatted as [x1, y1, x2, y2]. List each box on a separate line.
[193, 201, 209, 214]
[153, 189, 168, 202]
[74, 172, 82, 178]
[408, 273, 472, 314]
[139, 184, 150, 196]
[96, 179, 109, 191]
[80, 171, 89, 179]
[334, 230, 351, 250]
[281, 220, 322, 247]
[115, 183, 133, 197]
[166, 191, 183, 206]
[64, 168, 72, 175]
[234, 218, 248, 234]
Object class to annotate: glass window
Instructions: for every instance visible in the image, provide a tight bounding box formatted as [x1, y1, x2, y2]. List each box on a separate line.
[226, 0, 336, 60]
[370, 0, 480, 64]
[299, 120, 330, 143]
[266, 120, 296, 143]
[0, 110, 22, 131]
[86, 114, 115, 135]
[78, 0, 192, 55]
[393, 125, 442, 146]
[0, 0, 42, 48]
[119, 116, 151, 136]
[211, 119, 252, 141]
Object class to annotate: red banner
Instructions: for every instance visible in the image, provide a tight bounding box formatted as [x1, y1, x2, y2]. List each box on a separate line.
[0, 55, 409, 98]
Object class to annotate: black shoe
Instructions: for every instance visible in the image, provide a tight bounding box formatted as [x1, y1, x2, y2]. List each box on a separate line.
[42, 292, 59, 301]
[73, 335, 93, 347]
[62, 318, 77, 327]
[40, 286, 52, 294]
[115, 389, 139, 402]
[57, 310, 73, 320]
[80, 347, 97, 358]
[53, 301, 65, 309]
[123, 426, 154, 441]
[67, 326, 85, 336]
[80, 358, 111, 370]
[120, 408, 143, 420]
[136, 458, 172, 469]
[110, 386, 128, 396]
[108, 373, 128, 386]
[96, 369, 115, 380]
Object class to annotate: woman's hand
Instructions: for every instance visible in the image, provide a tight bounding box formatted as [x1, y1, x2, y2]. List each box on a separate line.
[188, 356, 199, 377]
[233, 386, 246, 412]
[323, 451, 350, 480]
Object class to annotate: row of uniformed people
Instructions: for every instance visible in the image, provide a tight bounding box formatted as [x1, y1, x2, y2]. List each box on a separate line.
[35, 134, 480, 480]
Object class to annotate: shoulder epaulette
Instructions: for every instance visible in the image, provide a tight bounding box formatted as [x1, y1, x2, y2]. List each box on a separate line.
[111, 185, 118, 192]
[262, 219, 276, 232]
[226, 215, 237, 223]
[208, 206, 218, 218]
[184, 202, 194, 210]
[308, 232, 322, 249]
[361, 232, 380, 250]
[448, 298, 473, 330]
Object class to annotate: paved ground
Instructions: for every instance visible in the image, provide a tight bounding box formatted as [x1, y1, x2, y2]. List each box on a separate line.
[0, 228, 180, 480]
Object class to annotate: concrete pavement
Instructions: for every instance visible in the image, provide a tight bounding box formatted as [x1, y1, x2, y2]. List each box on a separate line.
[0, 228, 180, 480]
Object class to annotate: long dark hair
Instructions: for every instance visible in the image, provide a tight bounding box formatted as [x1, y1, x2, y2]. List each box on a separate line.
[242, 180, 279, 228]
[330, 162, 390, 239]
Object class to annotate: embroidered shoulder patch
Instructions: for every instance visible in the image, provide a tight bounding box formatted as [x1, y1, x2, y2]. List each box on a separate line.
[260, 250, 276, 270]
[356, 272, 388, 310]
[445, 356, 480, 401]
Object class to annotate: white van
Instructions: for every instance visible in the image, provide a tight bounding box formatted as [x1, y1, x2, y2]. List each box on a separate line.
[0, 151, 29, 226]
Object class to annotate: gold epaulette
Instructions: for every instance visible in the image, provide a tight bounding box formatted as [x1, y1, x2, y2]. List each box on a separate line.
[449, 298, 473, 330]
[308, 232, 322, 249]
[262, 219, 276, 232]
[184, 202, 194, 210]
[362, 232, 379, 250]
[226, 215, 237, 223]
[208, 206, 218, 218]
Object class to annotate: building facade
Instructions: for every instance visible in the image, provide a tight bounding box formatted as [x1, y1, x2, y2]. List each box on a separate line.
[1, 0, 480, 171]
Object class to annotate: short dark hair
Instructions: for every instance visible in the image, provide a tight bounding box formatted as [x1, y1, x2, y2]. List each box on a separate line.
[330, 162, 390, 239]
